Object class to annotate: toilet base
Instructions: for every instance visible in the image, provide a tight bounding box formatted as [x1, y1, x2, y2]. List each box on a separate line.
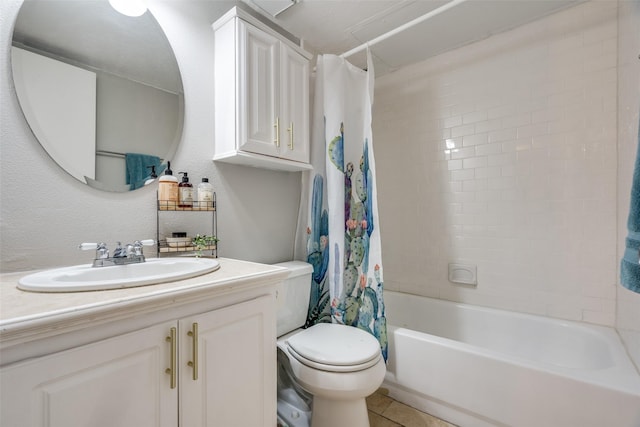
[311, 396, 370, 427]
[277, 397, 311, 427]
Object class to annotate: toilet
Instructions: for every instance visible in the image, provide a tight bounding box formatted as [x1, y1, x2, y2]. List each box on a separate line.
[275, 261, 386, 427]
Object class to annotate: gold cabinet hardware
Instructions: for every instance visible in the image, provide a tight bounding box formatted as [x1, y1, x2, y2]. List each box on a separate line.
[273, 117, 280, 147]
[186, 323, 199, 381]
[165, 327, 177, 389]
[287, 122, 294, 150]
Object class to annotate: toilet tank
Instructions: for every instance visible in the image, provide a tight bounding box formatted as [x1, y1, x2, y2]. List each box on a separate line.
[274, 261, 313, 337]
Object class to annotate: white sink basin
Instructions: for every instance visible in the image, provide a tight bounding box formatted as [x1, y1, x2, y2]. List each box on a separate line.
[18, 257, 221, 292]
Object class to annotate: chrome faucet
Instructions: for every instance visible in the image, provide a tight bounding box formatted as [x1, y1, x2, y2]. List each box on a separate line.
[97, 242, 109, 259]
[113, 242, 127, 258]
[79, 240, 155, 267]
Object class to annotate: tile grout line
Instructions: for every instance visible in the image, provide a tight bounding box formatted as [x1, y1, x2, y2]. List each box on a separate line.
[368, 410, 403, 427]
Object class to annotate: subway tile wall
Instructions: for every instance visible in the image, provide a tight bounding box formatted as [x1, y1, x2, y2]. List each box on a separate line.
[373, 1, 619, 326]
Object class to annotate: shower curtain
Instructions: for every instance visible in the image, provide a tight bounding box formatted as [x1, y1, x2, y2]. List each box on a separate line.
[295, 52, 387, 360]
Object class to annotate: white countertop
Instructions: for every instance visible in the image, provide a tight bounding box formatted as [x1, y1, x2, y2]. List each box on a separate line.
[0, 258, 288, 352]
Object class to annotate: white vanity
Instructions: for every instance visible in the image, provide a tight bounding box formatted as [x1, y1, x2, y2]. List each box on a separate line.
[0, 258, 287, 427]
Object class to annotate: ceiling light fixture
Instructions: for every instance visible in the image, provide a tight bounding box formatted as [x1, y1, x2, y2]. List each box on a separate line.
[108, 0, 148, 17]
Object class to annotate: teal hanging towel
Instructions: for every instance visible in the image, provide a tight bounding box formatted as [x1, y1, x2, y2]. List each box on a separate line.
[621, 121, 640, 294]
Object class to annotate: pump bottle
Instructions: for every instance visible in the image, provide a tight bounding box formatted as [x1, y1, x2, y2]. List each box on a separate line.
[158, 161, 178, 209]
[178, 172, 194, 208]
[197, 177, 214, 209]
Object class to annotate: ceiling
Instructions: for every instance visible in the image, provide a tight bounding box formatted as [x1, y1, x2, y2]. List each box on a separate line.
[11, 0, 585, 90]
[258, 0, 585, 74]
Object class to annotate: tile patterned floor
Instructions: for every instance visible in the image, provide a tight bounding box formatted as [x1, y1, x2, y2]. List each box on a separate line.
[367, 388, 457, 427]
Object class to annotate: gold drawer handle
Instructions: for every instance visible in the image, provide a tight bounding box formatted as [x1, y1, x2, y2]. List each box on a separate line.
[187, 322, 199, 381]
[165, 327, 177, 389]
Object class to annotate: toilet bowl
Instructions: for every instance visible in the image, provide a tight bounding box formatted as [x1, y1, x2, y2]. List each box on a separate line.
[275, 261, 385, 427]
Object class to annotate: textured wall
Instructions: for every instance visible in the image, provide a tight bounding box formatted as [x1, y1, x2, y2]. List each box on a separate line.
[373, 1, 619, 326]
[0, 0, 301, 273]
[616, 0, 640, 369]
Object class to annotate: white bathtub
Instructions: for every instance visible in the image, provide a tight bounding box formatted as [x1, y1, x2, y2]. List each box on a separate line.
[382, 291, 640, 427]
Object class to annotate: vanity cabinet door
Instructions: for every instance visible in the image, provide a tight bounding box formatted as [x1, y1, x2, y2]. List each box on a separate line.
[0, 321, 177, 427]
[179, 295, 276, 427]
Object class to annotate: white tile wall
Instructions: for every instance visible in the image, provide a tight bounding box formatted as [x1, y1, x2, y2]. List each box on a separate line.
[373, 1, 619, 326]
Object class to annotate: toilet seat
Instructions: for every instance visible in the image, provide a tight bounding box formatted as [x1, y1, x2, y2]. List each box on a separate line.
[286, 323, 382, 373]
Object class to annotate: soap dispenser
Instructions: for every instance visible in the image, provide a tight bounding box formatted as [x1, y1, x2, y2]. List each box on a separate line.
[178, 172, 194, 208]
[144, 165, 158, 186]
[158, 161, 178, 209]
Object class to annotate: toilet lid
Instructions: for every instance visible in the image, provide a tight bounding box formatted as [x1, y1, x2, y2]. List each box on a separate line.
[286, 323, 381, 367]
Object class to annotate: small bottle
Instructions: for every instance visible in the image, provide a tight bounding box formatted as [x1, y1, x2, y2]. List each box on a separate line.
[178, 172, 194, 208]
[197, 177, 214, 209]
[158, 161, 178, 209]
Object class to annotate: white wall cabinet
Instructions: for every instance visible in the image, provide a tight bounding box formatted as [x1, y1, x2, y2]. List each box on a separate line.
[213, 7, 312, 171]
[0, 295, 275, 427]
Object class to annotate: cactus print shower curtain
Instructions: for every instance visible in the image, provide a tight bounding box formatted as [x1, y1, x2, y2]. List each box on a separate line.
[295, 52, 387, 360]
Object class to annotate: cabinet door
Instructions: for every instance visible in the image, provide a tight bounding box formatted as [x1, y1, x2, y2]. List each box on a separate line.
[279, 44, 310, 164]
[0, 322, 177, 427]
[179, 295, 276, 427]
[239, 20, 280, 158]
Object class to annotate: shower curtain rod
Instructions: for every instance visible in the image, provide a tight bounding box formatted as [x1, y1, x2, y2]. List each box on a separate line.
[340, 0, 469, 59]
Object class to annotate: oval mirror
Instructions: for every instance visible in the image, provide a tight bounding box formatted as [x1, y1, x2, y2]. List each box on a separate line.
[11, 0, 184, 192]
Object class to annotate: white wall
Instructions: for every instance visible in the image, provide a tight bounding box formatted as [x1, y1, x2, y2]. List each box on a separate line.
[0, 0, 301, 273]
[616, 0, 640, 368]
[374, 1, 619, 326]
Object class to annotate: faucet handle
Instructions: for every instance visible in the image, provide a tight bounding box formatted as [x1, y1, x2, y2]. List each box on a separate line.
[135, 239, 155, 246]
[79, 242, 109, 259]
[132, 239, 155, 257]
